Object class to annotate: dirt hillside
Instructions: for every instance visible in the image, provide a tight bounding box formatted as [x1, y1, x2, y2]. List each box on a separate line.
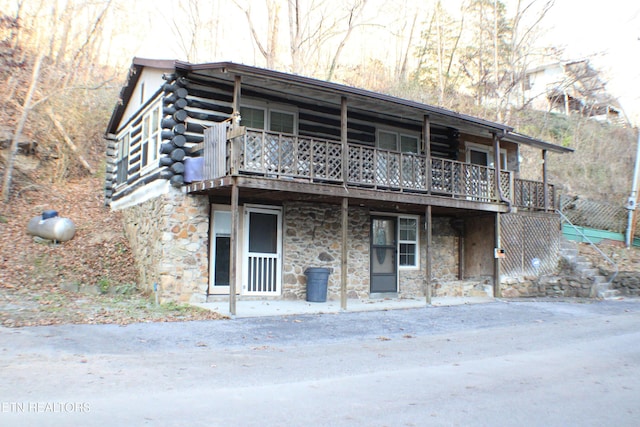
[0, 171, 223, 326]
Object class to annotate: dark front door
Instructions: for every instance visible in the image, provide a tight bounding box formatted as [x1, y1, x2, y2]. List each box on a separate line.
[370, 217, 397, 293]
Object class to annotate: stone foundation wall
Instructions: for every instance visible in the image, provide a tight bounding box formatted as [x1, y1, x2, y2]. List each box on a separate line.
[282, 203, 460, 300]
[501, 275, 595, 298]
[119, 192, 561, 302]
[612, 272, 640, 296]
[282, 203, 370, 300]
[120, 188, 209, 303]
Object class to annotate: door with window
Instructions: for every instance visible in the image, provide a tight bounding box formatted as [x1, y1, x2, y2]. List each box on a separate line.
[243, 207, 282, 295]
[370, 217, 397, 293]
[209, 211, 232, 295]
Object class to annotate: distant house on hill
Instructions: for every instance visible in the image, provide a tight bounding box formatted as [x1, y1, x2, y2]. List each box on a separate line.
[523, 59, 626, 125]
[104, 58, 573, 313]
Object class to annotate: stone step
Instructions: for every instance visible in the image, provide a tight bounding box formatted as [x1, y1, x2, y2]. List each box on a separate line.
[580, 269, 600, 278]
[560, 250, 578, 260]
[575, 262, 593, 271]
[592, 275, 608, 284]
[599, 289, 621, 299]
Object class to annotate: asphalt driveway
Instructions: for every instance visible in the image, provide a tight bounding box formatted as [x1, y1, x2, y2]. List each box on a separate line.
[1, 299, 639, 426]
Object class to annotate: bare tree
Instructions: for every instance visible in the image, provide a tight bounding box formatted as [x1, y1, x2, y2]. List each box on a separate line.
[2, 54, 42, 202]
[324, 0, 369, 80]
[499, 0, 555, 122]
[234, 0, 281, 69]
[415, 1, 465, 107]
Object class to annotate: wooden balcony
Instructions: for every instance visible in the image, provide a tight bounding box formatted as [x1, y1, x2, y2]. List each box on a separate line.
[191, 127, 555, 211]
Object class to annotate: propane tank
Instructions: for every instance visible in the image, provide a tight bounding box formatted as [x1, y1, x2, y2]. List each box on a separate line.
[27, 211, 76, 242]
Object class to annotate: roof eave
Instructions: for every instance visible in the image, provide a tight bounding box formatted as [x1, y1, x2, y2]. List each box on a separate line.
[503, 132, 574, 154]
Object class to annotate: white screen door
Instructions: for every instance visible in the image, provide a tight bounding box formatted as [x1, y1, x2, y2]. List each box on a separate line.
[243, 207, 282, 295]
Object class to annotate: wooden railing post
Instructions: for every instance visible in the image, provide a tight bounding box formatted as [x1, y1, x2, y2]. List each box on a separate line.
[423, 115, 431, 194]
[341, 97, 348, 184]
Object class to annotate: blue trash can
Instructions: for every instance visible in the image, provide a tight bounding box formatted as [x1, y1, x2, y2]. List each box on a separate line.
[305, 268, 330, 302]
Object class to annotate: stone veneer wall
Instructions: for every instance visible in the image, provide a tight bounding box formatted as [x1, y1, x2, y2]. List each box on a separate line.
[282, 202, 460, 300]
[282, 202, 370, 300]
[120, 188, 209, 303]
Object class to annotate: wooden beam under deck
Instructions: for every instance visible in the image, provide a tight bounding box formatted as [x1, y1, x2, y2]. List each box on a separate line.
[186, 175, 510, 213]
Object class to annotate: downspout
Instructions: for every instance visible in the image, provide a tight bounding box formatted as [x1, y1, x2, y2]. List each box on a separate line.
[493, 131, 512, 212]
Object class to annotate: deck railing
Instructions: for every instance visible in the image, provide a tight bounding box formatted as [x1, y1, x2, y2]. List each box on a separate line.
[204, 127, 554, 210]
[513, 178, 555, 211]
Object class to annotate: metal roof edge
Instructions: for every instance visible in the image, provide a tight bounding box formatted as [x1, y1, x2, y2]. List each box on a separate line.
[173, 60, 512, 133]
[503, 132, 574, 154]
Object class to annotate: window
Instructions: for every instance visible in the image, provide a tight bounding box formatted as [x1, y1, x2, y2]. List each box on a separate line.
[400, 135, 419, 154]
[466, 142, 508, 170]
[115, 132, 129, 185]
[398, 216, 419, 268]
[378, 131, 397, 151]
[377, 129, 419, 153]
[240, 106, 265, 129]
[240, 105, 296, 134]
[141, 103, 161, 172]
[270, 110, 294, 134]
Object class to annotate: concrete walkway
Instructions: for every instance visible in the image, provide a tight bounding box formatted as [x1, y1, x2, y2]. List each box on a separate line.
[193, 296, 494, 318]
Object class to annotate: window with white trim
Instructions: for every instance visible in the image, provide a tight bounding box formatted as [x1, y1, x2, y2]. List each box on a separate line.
[141, 103, 161, 172]
[240, 106, 265, 130]
[398, 216, 419, 268]
[240, 105, 296, 134]
[377, 129, 419, 153]
[116, 132, 129, 185]
[466, 142, 508, 170]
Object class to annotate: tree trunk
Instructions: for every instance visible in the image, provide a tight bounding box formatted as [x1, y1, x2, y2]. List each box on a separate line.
[2, 55, 43, 203]
[47, 109, 95, 175]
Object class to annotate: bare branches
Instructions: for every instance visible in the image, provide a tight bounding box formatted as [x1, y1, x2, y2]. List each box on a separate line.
[326, 0, 369, 81]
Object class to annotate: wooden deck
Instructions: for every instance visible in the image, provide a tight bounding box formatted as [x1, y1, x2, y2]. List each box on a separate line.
[185, 127, 555, 212]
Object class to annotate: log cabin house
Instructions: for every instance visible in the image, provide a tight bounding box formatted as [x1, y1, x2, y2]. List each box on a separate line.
[104, 58, 572, 312]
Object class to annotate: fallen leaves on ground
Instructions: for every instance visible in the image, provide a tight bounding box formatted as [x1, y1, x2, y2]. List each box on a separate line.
[0, 176, 226, 327]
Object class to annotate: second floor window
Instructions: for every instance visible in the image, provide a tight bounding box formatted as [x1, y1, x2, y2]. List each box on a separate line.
[466, 142, 508, 170]
[141, 104, 161, 171]
[116, 132, 129, 185]
[377, 130, 419, 153]
[240, 106, 296, 134]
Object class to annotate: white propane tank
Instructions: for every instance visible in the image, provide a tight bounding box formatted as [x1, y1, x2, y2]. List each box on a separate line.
[27, 214, 76, 242]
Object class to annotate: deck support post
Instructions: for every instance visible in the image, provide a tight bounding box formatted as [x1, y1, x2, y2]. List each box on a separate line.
[425, 205, 432, 304]
[494, 212, 502, 298]
[341, 197, 348, 310]
[229, 178, 239, 316]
